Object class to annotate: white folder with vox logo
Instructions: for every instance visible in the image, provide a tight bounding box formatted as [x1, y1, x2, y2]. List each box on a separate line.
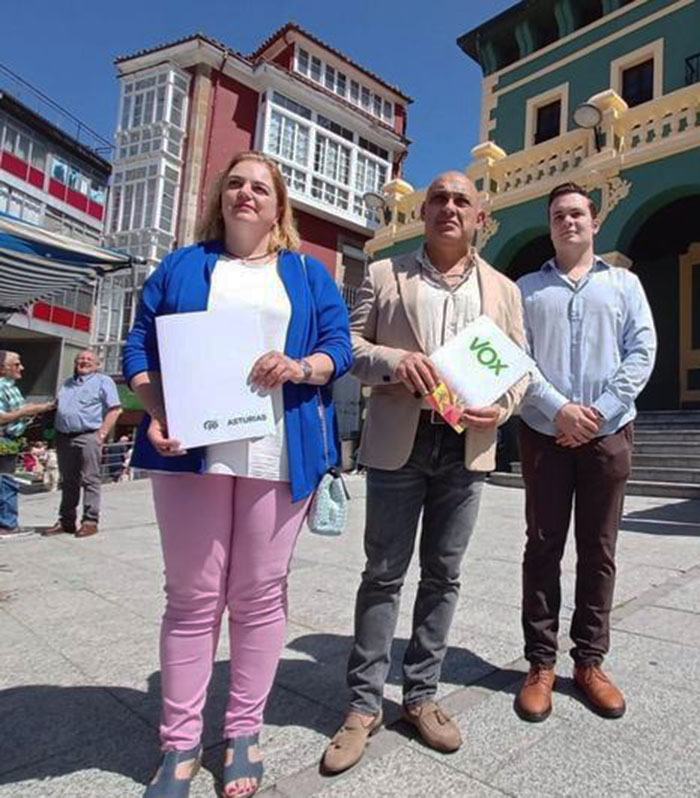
[156, 308, 275, 449]
[430, 314, 534, 409]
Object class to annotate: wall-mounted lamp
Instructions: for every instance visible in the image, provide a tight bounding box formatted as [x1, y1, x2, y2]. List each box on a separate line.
[572, 102, 603, 152]
[363, 191, 392, 225]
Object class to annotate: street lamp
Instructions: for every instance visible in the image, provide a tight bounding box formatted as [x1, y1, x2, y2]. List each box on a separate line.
[573, 102, 603, 152]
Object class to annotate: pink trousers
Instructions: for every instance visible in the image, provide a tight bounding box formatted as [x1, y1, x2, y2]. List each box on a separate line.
[150, 473, 310, 750]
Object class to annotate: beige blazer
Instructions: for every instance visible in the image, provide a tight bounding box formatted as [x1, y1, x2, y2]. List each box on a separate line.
[351, 249, 528, 472]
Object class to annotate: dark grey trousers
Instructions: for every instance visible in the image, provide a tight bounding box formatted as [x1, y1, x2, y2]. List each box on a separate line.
[347, 414, 485, 714]
[56, 431, 102, 526]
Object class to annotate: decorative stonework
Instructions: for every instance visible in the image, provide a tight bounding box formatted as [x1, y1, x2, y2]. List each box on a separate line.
[598, 175, 632, 223]
[478, 216, 500, 250]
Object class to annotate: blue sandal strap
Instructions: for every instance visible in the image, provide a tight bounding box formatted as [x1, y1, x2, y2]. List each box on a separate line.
[143, 745, 202, 798]
[223, 734, 264, 796]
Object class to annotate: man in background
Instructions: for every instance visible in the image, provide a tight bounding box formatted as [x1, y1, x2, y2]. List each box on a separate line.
[0, 350, 55, 539]
[43, 350, 121, 539]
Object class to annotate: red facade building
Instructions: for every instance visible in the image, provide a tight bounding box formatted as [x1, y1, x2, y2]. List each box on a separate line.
[97, 25, 411, 371]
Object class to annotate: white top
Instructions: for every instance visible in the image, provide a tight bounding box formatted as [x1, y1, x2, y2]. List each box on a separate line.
[205, 255, 292, 481]
[415, 246, 482, 356]
[415, 247, 481, 410]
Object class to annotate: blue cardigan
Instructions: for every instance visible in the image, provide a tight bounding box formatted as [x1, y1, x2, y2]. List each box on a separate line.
[122, 242, 352, 502]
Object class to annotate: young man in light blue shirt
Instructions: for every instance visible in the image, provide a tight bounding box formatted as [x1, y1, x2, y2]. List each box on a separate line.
[515, 183, 656, 723]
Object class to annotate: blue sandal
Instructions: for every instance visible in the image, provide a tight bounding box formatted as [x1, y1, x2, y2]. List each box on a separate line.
[223, 734, 264, 798]
[143, 745, 202, 798]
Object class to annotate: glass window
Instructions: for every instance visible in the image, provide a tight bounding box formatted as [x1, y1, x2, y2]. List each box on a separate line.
[622, 59, 654, 107]
[534, 99, 561, 144]
[23, 198, 41, 225]
[373, 94, 382, 117]
[383, 100, 394, 122]
[361, 87, 371, 110]
[267, 110, 309, 166]
[279, 162, 306, 193]
[155, 86, 166, 121]
[144, 89, 155, 125]
[123, 183, 134, 228]
[170, 89, 185, 128]
[317, 115, 353, 142]
[325, 65, 335, 91]
[314, 134, 351, 185]
[311, 56, 322, 82]
[31, 142, 47, 171]
[110, 185, 122, 232]
[16, 134, 30, 161]
[3, 127, 17, 152]
[359, 137, 389, 161]
[159, 178, 176, 232]
[350, 81, 360, 104]
[336, 72, 347, 98]
[355, 154, 387, 194]
[133, 181, 145, 228]
[132, 93, 144, 127]
[271, 92, 312, 120]
[297, 48, 309, 75]
[51, 158, 68, 184]
[120, 95, 132, 129]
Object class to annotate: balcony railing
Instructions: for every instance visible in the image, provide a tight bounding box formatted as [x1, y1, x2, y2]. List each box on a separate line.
[686, 53, 700, 86]
[339, 282, 359, 310]
[0, 62, 113, 157]
[366, 84, 700, 254]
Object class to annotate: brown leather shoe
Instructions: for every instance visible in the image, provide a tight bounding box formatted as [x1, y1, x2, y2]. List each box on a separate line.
[75, 521, 98, 538]
[515, 664, 555, 722]
[402, 700, 462, 752]
[322, 710, 383, 774]
[41, 520, 75, 537]
[574, 664, 626, 718]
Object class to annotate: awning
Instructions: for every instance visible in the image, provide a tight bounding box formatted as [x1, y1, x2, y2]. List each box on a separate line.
[0, 211, 134, 323]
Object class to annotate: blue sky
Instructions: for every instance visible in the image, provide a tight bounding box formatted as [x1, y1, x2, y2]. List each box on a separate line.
[1, 0, 517, 188]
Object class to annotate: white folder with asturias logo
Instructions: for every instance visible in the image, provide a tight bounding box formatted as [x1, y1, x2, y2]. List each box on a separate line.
[156, 308, 275, 449]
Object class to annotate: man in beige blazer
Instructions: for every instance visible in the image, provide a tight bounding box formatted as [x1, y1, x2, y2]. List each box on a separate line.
[323, 171, 528, 773]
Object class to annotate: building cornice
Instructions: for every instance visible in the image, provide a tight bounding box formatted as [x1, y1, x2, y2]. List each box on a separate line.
[250, 22, 413, 103]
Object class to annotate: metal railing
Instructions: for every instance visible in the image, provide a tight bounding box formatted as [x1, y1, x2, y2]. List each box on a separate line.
[340, 283, 359, 310]
[0, 62, 113, 157]
[13, 441, 144, 492]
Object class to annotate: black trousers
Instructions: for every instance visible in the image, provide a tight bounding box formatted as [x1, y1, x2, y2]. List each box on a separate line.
[519, 421, 633, 665]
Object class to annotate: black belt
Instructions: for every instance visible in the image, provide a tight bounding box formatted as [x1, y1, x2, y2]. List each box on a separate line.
[419, 409, 446, 426]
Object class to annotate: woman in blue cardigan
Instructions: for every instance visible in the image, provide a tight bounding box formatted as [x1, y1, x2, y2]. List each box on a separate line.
[123, 151, 352, 798]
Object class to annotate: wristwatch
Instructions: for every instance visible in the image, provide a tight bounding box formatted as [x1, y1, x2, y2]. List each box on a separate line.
[297, 358, 313, 383]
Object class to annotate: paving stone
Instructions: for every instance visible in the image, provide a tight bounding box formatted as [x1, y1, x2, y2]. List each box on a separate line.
[306, 745, 507, 798]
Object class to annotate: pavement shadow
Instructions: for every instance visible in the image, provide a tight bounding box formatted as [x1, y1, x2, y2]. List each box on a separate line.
[620, 499, 700, 536]
[0, 633, 508, 790]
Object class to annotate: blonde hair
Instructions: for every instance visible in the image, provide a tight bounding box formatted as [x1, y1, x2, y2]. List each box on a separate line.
[196, 150, 300, 252]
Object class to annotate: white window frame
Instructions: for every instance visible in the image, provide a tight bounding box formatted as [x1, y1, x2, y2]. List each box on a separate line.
[524, 82, 569, 148]
[610, 38, 664, 105]
[261, 92, 392, 225]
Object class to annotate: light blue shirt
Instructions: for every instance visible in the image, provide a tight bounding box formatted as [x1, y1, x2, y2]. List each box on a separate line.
[55, 372, 121, 434]
[517, 258, 656, 438]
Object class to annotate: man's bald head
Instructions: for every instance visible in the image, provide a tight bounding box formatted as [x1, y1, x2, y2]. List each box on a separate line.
[421, 170, 484, 255]
[426, 171, 479, 205]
